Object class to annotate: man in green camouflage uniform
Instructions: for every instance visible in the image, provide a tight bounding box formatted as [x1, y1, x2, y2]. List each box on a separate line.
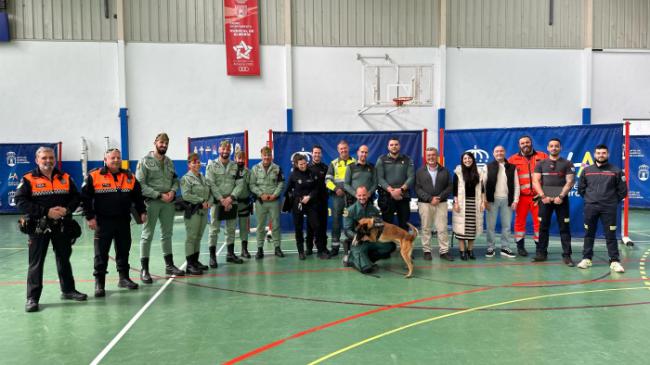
[180, 153, 212, 275]
[250, 146, 285, 259]
[205, 140, 244, 268]
[233, 150, 252, 258]
[136, 133, 184, 283]
[343, 186, 396, 273]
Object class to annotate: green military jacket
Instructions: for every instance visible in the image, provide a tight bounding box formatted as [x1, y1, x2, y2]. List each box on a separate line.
[344, 162, 377, 196]
[249, 162, 284, 197]
[233, 165, 251, 200]
[343, 200, 380, 233]
[180, 171, 211, 204]
[136, 152, 179, 199]
[206, 158, 243, 201]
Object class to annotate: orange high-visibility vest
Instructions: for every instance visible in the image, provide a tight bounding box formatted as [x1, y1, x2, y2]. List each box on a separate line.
[508, 151, 548, 196]
[89, 169, 136, 194]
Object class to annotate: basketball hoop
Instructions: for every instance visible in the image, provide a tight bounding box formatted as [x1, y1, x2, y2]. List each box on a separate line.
[392, 96, 413, 107]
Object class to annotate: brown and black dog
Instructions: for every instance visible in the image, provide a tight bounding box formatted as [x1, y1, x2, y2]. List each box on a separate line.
[354, 218, 418, 278]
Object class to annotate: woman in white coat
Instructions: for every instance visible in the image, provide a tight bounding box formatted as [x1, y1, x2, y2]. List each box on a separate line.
[452, 152, 487, 260]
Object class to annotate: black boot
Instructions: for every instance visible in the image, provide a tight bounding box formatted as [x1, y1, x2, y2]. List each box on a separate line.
[274, 246, 285, 257]
[118, 271, 139, 290]
[140, 257, 153, 284]
[255, 247, 264, 259]
[226, 244, 244, 264]
[467, 250, 476, 260]
[209, 246, 218, 269]
[459, 250, 468, 261]
[194, 252, 209, 270]
[297, 242, 306, 260]
[95, 275, 106, 297]
[185, 255, 203, 275]
[517, 239, 528, 257]
[330, 244, 340, 257]
[240, 240, 251, 259]
[164, 254, 185, 276]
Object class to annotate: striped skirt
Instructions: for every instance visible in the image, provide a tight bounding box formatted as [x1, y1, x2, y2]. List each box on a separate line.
[455, 197, 477, 240]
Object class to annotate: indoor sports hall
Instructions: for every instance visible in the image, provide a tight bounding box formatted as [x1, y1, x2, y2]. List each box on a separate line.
[1, 1, 649, 364]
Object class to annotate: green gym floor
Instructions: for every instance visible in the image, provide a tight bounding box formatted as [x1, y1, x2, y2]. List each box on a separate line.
[1, 211, 650, 365]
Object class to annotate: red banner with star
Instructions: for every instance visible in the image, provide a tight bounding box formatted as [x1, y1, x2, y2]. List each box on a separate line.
[224, 0, 260, 76]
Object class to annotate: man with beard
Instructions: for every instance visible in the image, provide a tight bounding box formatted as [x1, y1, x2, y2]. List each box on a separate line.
[376, 137, 415, 230]
[82, 148, 146, 297]
[233, 150, 253, 259]
[325, 140, 355, 256]
[306, 145, 330, 257]
[16, 146, 87, 312]
[206, 140, 245, 267]
[577, 145, 627, 273]
[250, 146, 285, 258]
[508, 135, 548, 256]
[532, 138, 575, 265]
[344, 145, 377, 204]
[136, 133, 184, 283]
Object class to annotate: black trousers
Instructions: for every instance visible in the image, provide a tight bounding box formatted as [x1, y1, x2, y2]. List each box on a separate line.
[293, 205, 326, 254]
[306, 198, 328, 253]
[538, 200, 572, 257]
[94, 216, 132, 277]
[583, 204, 620, 262]
[27, 231, 76, 301]
[381, 197, 410, 230]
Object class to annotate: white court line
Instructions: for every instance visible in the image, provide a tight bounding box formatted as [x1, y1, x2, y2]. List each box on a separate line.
[90, 242, 226, 365]
[0, 247, 27, 250]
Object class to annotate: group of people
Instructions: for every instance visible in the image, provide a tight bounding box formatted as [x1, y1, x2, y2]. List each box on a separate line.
[14, 133, 627, 313]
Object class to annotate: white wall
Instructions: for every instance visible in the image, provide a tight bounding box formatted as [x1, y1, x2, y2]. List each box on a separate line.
[293, 47, 440, 147]
[3, 41, 650, 162]
[592, 52, 650, 127]
[126, 44, 286, 160]
[446, 48, 583, 129]
[0, 41, 119, 161]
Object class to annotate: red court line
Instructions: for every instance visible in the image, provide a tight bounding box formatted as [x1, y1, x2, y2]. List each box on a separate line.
[222, 287, 492, 365]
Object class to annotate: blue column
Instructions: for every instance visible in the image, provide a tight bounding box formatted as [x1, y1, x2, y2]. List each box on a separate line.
[119, 108, 129, 167]
[582, 108, 591, 125]
[286, 108, 294, 132]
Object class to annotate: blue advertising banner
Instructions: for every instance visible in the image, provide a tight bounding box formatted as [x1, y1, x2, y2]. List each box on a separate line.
[629, 136, 650, 208]
[188, 132, 247, 174]
[272, 130, 424, 231]
[0, 143, 59, 213]
[444, 124, 624, 238]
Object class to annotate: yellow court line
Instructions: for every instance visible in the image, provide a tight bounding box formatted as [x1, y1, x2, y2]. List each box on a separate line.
[308, 286, 649, 365]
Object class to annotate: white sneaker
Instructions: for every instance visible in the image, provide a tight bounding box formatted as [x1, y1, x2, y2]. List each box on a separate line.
[577, 259, 592, 269]
[610, 261, 625, 273]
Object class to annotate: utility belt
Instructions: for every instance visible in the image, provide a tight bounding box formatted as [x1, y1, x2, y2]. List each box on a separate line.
[18, 215, 81, 243]
[182, 201, 204, 219]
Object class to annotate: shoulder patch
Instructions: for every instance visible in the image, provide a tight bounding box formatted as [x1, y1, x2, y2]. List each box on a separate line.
[342, 208, 349, 217]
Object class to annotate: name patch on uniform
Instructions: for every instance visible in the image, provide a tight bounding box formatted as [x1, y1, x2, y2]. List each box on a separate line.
[36, 183, 46, 188]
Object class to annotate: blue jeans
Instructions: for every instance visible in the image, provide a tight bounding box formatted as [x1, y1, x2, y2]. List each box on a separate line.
[486, 197, 513, 250]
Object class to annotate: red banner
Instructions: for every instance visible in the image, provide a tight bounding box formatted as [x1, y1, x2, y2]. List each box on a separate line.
[224, 0, 260, 76]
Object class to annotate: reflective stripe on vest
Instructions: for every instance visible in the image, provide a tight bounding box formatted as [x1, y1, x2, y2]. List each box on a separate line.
[24, 172, 71, 196]
[90, 170, 136, 194]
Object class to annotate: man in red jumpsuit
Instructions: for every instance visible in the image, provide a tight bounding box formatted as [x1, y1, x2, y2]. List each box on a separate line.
[508, 136, 548, 256]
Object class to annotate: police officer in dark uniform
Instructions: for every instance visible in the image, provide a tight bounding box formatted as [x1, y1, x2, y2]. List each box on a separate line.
[285, 154, 327, 259]
[15, 146, 87, 312]
[306, 145, 329, 257]
[577, 144, 628, 273]
[81, 148, 147, 297]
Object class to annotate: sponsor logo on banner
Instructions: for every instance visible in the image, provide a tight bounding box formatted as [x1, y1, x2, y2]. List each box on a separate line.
[6, 151, 29, 167]
[8, 191, 16, 206]
[8, 172, 19, 186]
[465, 145, 489, 170]
[290, 149, 312, 166]
[6, 152, 17, 167]
[639, 164, 649, 182]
